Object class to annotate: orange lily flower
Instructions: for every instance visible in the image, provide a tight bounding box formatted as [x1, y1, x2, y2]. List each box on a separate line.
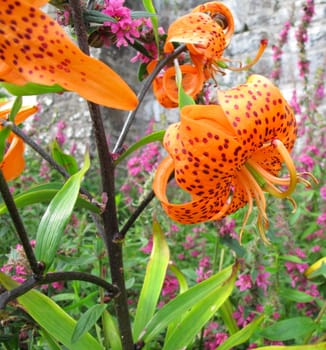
[153, 75, 315, 242]
[0, 0, 138, 110]
[0, 100, 38, 181]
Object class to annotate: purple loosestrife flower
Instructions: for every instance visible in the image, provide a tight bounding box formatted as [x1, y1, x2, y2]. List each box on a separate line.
[256, 266, 271, 294]
[102, 0, 142, 47]
[235, 273, 253, 291]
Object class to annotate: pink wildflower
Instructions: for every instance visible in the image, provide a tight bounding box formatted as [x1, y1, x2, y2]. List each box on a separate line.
[256, 267, 271, 294]
[102, 0, 142, 47]
[235, 274, 253, 291]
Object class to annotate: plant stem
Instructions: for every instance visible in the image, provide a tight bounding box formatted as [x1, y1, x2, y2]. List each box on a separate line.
[0, 170, 42, 276]
[113, 44, 186, 153]
[68, 1, 133, 348]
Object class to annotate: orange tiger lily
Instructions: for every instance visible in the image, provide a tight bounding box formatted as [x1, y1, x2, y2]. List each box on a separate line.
[0, 0, 137, 110]
[0, 100, 38, 181]
[153, 75, 315, 242]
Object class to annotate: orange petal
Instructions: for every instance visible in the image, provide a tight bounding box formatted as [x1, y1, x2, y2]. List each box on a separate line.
[164, 12, 226, 60]
[153, 156, 231, 224]
[163, 105, 242, 196]
[0, 102, 38, 125]
[191, 1, 235, 45]
[0, 0, 138, 110]
[163, 64, 205, 103]
[0, 134, 25, 181]
[218, 74, 296, 154]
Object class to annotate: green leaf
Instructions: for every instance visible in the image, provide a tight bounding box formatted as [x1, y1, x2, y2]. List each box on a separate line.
[51, 140, 79, 175]
[260, 317, 316, 341]
[174, 59, 195, 108]
[218, 315, 264, 350]
[0, 273, 102, 350]
[114, 130, 165, 165]
[131, 11, 157, 19]
[0, 125, 11, 163]
[254, 342, 326, 350]
[0, 82, 65, 96]
[137, 62, 149, 81]
[279, 288, 314, 303]
[83, 9, 116, 24]
[133, 219, 170, 340]
[0, 182, 100, 215]
[162, 265, 237, 350]
[142, 0, 159, 50]
[35, 153, 90, 269]
[140, 264, 236, 344]
[39, 329, 62, 350]
[169, 263, 188, 294]
[71, 304, 107, 343]
[102, 311, 122, 350]
[8, 96, 22, 122]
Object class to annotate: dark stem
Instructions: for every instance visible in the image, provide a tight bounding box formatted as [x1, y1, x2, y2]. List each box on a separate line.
[0, 170, 42, 276]
[68, 0, 134, 348]
[0, 271, 119, 309]
[118, 190, 155, 239]
[113, 44, 186, 153]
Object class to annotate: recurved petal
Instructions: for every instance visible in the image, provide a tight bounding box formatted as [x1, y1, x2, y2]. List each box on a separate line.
[153, 156, 231, 224]
[163, 64, 205, 103]
[192, 1, 235, 45]
[0, 0, 137, 110]
[163, 105, 242, 196]
[164, 12, 226, 60]
[218, 75, 296, 153]
[0, 134, 25, 181]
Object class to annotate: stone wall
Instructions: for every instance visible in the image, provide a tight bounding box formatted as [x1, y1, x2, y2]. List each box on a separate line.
[36, 0, 325, 155]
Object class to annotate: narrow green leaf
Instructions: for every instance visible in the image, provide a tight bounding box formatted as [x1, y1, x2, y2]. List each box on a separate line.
[0, 183, 100, 215]
[51, 140, 79, 175]
[0, 273, 102, 350]
[39, 329, 63, 350]
[0, 126, 11, 163]
[169, 263, 188, 294]
[141, 264, 234, 344]
[218, 315, 264, 350]
[131, 11, 157, 19]
[142, 0, 159, 50]
[174, 59, 195, 108]
[254, 342, 326, 350]
[133, 219, 170, 340]
[260, 317, 316, 341]
[71, 304, 107, 344]
[114, 130, 165, 165]
[8, 96, 22, 122]
[162, 266, 237, 350]
[83, 9, 116, 24]
[279, 288, 314, 303]
[0, 82, 64, 96]
[35, 153, 90, 269]
[102, 310, 122, 350]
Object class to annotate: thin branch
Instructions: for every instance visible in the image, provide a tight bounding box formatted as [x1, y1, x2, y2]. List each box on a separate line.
[113, 44, 186, 153]
[0, 170, 42, 276]
[0, 120, 94, 202]
[0, 271, 119, 309]
[118, 190, 155, 240]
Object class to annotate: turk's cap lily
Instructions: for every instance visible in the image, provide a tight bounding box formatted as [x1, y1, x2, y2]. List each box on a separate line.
[0, 0, 138, 110]
[153, 75, 316, 242]
[0, 100, 38, 181]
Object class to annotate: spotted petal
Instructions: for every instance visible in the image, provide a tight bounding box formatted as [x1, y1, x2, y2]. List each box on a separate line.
[0, 0, 138, 110]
